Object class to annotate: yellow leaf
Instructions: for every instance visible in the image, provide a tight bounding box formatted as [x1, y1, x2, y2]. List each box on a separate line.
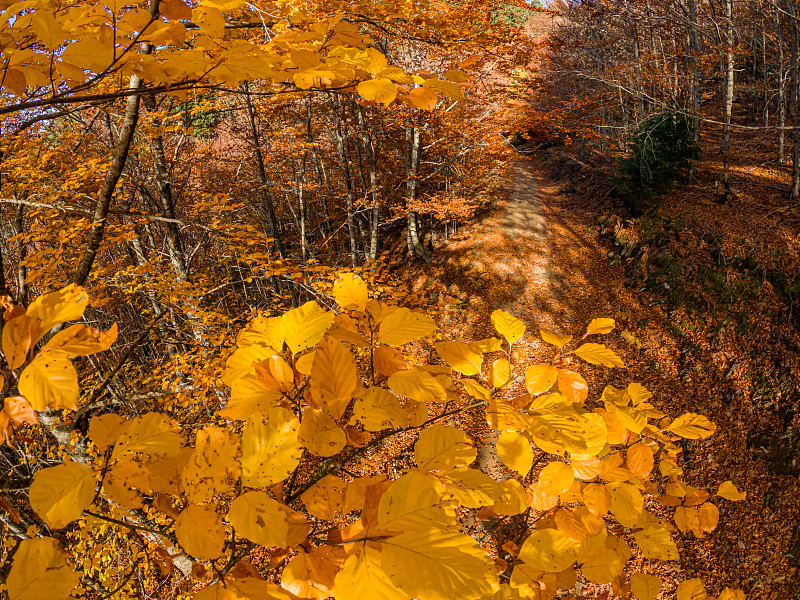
[18, 355, 78, 411]
[219, 375, 281, 421]
[421, 77, 466, 101]
[227, 491, 308, 548]
[373, 346, 406, 377]
[519, 528, 578, 572]
[174, 505, 225, 560]
[717, 480, 747, 501]
[528, 391, 568, 410]
[606, 482, 643, 527]
[573, 343, 625, 367]
[667, 413, 716, 439]
[443, 69, 470, 83]
[525, 363, 557, 395]
[295, 351, 316, 375]
[582, 483, 610, 515]
[237, 315, 284, 351]
[281, 547, 342, 600]
[490, 309, 525, 345]
[698, 502, 719, 532]
[585, 318, 615, 335]
[26, 284, 88, 335]
[462, 378, 491, 401]
[674, 506, 701, 535]
[240, 407, 301, 488]
[415, 424, 476, 471]
[717, 588, 746, 600]
[222, 344, 279, 386]
[435, 340, 482, 376]
[254, 354, 294, 393]
[378, 307, 437, 346]
[366, 300, 398, 323]
[31, 10, 69, 50]
[676, 578, 707, 600]
[574, 505, 604, 536]
[407, 87, 437, 110]
[310, 337, 358, 419]
[147, 20, 186, 46]
[471, 337, 504, 353]
[634, 525, 679, 560]
[299, 408, 346, 457]
[538, 461, 574, 496]
[352, 387, 406, 431]
[334, 273, 368, 311]
[29, 461, 96, 528]
[378, 470, 447, 531]
[88, 414, 128, 451]
[525, 482, 558, 510]
[328, 314, 369, 347]
[556, 369, 588, 402]
[335, 545, 411, 600]
[579, 534, 629, 583]
[608, 403, 648, 434]
[196, 578, 297, 600]
[555, 507, 588, 542]
[40, 323, 118, 357]
[192, 5, 225, 38]
[496, 431, 533, 476]
[509, 561, 545, 596]
[439, 466, 496, 508]
[181, 426, 241, 503]
[357, 78, 397, 105]
[488, 358, 511, 388]
[631, 573, 662, 600]
[300, 474, 346, 520]
[281, 301, 334, 354]
[626, 442, 655, 479]
[381, 528, 499, 600]
[491, 479, 528, 516]
[540, 328, 572, 349]
[2, 315, 41, 370]
[627, 382, 652, 405]
[388, 368, 446, 404]
[571, 456, 601, 481]
[111, 412, 181, 462]
[6, 537, 79, 600]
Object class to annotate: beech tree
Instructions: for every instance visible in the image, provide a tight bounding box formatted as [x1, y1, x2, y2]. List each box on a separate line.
[0, 1, 750, 599]
[527, 0, 800, 200]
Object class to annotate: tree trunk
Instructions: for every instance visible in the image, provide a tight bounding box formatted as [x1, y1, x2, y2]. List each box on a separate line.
[356, 106, 381, 261]
[331, 97, 357, 267]
[405, 125, 431, 262]
[777, 7, 787, 165]
[789, 0, 800, 199]
[243, 85, 286, 258]
[719, 0, 735, 202]
[13, 203, 27, 303]
[143, 96, 189, 281]
[71, 74, 142, 285]
[687, 0, 701, 143]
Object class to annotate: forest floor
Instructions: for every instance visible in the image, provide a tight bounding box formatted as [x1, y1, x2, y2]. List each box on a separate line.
[403, 153, 800, 599]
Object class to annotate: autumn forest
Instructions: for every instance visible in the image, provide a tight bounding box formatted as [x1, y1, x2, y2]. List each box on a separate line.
[0, 0, 798, 598]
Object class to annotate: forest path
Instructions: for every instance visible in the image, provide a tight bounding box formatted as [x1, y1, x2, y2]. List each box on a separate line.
[407, 154, 795, 597]
[410, 155, 617, 336]
[408, 156, 620, 478]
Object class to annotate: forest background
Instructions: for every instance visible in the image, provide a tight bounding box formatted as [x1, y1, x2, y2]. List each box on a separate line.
[0, 0, 797, 598]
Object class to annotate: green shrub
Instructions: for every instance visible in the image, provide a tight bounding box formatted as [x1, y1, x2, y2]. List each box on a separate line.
[615, 109, 700, 214]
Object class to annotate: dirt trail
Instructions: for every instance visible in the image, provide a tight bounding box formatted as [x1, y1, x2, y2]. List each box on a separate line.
[407, 155, 799, 598]
[414, 156, 616, 333]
